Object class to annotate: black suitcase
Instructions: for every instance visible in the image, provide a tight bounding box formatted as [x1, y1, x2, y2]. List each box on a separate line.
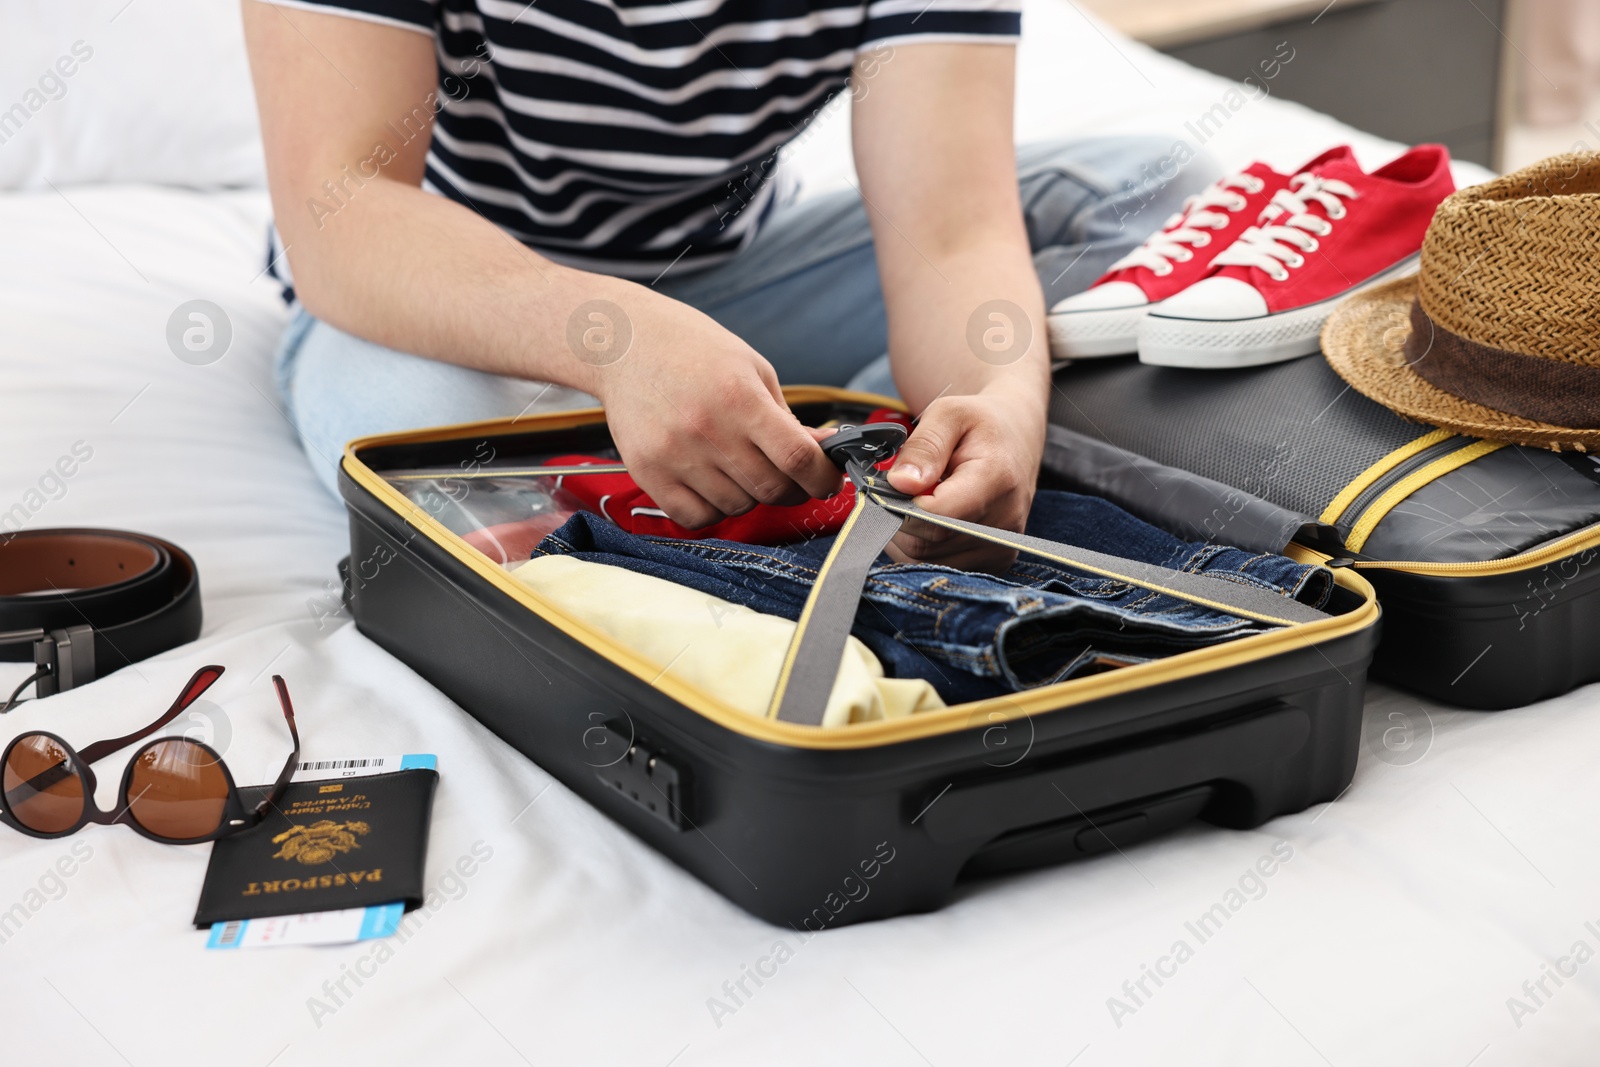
[1048, 356, 1600, 710]
[337, 388, 1379, 927]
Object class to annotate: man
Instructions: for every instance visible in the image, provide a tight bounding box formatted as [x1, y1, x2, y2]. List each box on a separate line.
[243, 0, 1198, 570]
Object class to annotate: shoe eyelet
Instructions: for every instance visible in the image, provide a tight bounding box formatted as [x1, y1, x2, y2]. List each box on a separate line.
[1175, 249, 1193, 263]
[1192, 233, 1211, 248]
[1328, 206, 1347, 220]
[1229, 195, 1248, 211]
[1287, 254, 1305, 269]
[1271, 269, 1290, 282]
[1302, 238, 1319, 253]
[1155, 263, 1174, 277]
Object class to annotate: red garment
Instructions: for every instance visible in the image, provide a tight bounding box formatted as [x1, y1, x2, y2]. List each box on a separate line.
[543, 409, 911, 545]
[461, 513, 574, 564]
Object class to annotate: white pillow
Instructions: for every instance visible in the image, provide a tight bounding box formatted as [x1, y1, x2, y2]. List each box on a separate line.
[0, 0, 263, 189]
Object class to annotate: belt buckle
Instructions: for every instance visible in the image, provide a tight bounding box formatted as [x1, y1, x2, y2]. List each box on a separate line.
[0, 624, 94, 712]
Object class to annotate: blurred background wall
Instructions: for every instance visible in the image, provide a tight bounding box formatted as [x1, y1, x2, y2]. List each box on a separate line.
[1504, 0, 1600, 167]
[1079, 0, 1600, 171]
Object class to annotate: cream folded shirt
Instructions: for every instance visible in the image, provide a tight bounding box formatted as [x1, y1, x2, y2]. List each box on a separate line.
[510, 555, 944, 727]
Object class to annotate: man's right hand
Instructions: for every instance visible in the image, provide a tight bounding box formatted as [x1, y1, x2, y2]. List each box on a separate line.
[583, 285, 842, 530]
[242, 2, 837, 526]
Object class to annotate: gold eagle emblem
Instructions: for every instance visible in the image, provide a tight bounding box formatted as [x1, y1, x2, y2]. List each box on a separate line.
[271, 819, 371, 866]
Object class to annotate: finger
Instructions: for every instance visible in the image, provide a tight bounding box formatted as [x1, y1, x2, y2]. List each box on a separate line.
[749, 403, 843, 500]
[888, 512, 962, 555]
[914, 440, 1032, 530]
[635, 472, 724, 530]
[886, 413, 957, 497]
[888, 507, 1012, 570]
[913, 459, 1006, 525]
[890, 462, 1025, 567]
[890, 518, 998, 561]
[715, 434, 816, 507]
[683, 467, 759, 522]
[754, 356, 787, 407]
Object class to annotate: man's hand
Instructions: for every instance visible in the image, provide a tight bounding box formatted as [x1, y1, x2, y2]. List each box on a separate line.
[884, 388, 1044, 572]
[592, 286, 842, 529]
[852, 42, 1051, 573]
[243, 0, 837, 528]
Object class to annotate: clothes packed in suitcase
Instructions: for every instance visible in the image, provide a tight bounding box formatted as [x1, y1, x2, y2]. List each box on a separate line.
[337, 388, 1379, 928]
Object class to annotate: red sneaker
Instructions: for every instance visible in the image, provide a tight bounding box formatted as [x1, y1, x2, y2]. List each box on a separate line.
[1047, 155, 1341, 359]
[1138, 144, 1455, 368]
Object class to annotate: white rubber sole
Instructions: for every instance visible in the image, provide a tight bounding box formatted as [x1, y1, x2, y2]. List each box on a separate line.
[1136, 254, 1422, 369]
[1046, 304, 1146, 361]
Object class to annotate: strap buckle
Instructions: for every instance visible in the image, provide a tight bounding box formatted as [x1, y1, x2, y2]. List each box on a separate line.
[818, 424, 912, 502]
[818, 423, 907, 470]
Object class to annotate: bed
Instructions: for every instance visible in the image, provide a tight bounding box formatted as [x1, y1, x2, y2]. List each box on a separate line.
[5, 3, 1595, 1064]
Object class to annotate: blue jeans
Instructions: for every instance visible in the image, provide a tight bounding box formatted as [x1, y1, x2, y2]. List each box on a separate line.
[275, 137, 1219, 495]
[533, 490, 1331, 704]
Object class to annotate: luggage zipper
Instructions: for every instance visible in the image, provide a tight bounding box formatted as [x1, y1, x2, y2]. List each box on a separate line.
[1325, 437, 1472, 533]
[1310, 427, 1600, 577]
[1345, 518, 1600, 576]
[1331, 438, 1507, 553]
[1304, 518, 1600, 577]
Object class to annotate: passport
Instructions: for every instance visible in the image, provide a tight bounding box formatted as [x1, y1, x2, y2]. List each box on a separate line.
[193, 767, 438, 927]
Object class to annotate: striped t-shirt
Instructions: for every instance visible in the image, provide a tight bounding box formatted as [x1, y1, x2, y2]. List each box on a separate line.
[270, 0, 1021, 280]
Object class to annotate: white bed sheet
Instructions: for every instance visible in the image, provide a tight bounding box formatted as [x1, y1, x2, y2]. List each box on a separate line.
[3, 7, 1595, 1065]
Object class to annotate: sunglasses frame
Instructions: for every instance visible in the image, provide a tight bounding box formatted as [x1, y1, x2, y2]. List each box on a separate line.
[0, 665, 301, 844]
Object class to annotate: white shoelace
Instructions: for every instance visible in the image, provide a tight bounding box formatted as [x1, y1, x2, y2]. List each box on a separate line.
[1105, 172, 1267, 276]
[1210, 173, 1359, 282]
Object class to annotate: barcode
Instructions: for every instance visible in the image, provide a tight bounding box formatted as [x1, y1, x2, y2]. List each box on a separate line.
[298, 758, 385, 771]
[216, 921, 244, 947]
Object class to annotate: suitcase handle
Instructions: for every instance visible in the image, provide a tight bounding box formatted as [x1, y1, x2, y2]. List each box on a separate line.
[919, 703, 1310, 844]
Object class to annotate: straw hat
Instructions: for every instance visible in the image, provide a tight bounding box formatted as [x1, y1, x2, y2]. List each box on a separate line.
[1322, 153, 1600, 451]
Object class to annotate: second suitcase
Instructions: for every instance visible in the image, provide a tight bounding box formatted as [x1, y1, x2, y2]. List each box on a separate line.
[1049, 355, 1600, 710]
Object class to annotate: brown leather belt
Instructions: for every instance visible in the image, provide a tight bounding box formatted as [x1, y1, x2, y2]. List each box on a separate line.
[0, 529, 202, 711]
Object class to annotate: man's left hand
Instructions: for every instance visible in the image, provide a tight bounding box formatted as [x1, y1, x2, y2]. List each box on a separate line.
[883, 389, 1045, 573]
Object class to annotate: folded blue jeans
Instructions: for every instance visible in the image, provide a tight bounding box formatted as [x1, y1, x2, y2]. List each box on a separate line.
[532, 490, 1333, 705]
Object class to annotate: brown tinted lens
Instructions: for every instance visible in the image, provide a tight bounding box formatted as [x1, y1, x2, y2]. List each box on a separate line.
[126, 740, 230, 840]
[3, 734, 86, 834]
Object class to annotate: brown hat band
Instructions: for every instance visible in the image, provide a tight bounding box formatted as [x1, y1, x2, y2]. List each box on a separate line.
[1402, 300, 1600, 429]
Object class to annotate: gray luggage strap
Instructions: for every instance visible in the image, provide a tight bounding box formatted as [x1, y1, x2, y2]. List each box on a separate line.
[766, 461, 1331, 727]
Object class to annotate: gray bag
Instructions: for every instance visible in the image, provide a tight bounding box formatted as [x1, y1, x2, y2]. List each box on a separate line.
[1046, 355, 1600, 709]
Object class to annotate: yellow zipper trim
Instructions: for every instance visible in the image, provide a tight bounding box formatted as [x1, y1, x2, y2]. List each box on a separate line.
[1318, 428, 1455, 525]
[1349, 516, 1600, 576]
[341, 390, 1379, 750]
[1344, 440, 1506, 552]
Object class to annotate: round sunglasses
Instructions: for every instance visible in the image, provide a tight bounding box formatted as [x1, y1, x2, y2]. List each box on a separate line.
[0, 665, 300, 843]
